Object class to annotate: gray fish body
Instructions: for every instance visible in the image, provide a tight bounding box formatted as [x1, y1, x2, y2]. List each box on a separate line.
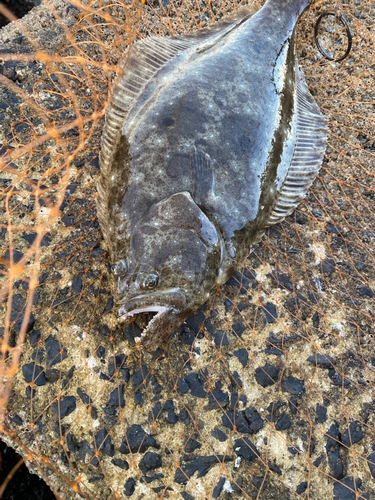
[97, 0, 327, 349]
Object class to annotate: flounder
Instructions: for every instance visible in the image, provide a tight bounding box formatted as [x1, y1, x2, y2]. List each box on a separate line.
[97, 0, 327, 350]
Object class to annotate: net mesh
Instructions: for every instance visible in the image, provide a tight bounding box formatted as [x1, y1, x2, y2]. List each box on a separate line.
[0, 0, 374, 498]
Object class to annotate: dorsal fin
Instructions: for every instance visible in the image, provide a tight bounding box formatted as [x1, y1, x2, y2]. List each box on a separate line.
[265, 62, 328, 227]
[97, 35, 195, 251]
[96, 6, 260, 251]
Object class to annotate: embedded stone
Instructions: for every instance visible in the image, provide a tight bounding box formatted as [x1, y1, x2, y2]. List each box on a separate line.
[45, 335, 67, 366]
[120, 425, 159, 454]
[132, 365, 149, 390]
[112, 458, 129, 470]
[52, 396, 76, 419]
[341, 421, 365, 447]
[211, 428, 228, 442]
[306, 353, 334, 368]
[234, 348, 249, 368]
[333, 477, 362, 500]
[212, 477, 226, 499]
[296, 481, 308, 494]
[95, 429, 114, 457]
[326, 421, 344, 480]
[138, 451, 162, 474]
[255, 363, 280, 388]
[263, 302, 278, 323]
[281, 376, 305, 395]
[22, 362, 45, 386]
[222, 411, 252, 434]
[233, 437, 259, 462]
[124, 478, 136, 497]
[109, 354, 129, 382]
[367, 452, 375, 479]
[106, 384, 125, 407]
[183, 438, 201, 453]
[214, 331, 229, 346]
[174, 455, 231, 484]
[77, 387, 90, 404]
[207, 389, 229, 409]
[72, 275, 82, 294]
[184, 373, 206, 398]
[231, 321, 246, 337]
[275, 412, 291, 431]
[244, 407, 264, 434]
[322, 259, 335, 272]
[316, 403, 327, 424]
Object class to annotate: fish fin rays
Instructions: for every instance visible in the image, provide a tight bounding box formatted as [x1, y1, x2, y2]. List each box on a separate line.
[265, 64, 328, 228]
[190, 147, 215, 205]
[183, 4, 261, 44]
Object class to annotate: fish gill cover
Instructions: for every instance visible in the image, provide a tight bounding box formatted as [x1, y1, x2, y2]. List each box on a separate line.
[0, 0, 374, 499]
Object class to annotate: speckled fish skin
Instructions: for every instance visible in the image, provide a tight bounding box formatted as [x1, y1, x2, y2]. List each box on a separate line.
[97, 0, 327, 350]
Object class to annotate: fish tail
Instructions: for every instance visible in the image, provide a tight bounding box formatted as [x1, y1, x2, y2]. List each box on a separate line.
[263, 0, 317, 22]
[253, 0, 317, 38]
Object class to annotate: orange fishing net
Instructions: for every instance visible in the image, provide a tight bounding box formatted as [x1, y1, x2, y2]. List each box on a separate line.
[0, 0, 374, 498]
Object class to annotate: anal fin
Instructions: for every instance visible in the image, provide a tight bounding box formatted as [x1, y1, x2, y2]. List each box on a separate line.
[265, 62, 328, 227]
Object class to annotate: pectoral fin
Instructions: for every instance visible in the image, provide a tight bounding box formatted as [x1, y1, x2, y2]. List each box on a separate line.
[189, 148, 236, 284]
[148, 191, 219, 249]
[190, 146, 215, 205]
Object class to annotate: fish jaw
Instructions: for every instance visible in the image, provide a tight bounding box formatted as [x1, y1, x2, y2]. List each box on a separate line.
[118, 289, 190, 350]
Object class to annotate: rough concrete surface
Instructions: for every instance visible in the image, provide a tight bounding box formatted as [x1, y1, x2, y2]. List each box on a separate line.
[0, 1, 374, 499]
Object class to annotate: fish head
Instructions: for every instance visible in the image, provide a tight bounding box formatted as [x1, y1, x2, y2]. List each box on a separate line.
[114, 192, 221, 350]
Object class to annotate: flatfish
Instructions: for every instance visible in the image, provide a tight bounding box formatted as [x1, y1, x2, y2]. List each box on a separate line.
[97, 0, 328, 350]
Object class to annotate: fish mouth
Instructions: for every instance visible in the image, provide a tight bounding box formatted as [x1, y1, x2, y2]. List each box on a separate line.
[119, 305, 173, 345]
[117, 288, 187, 348]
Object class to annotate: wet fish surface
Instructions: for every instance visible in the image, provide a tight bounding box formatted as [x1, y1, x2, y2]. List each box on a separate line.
[97, 0, 328, 350]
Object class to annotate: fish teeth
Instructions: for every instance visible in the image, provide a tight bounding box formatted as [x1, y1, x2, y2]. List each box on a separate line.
[135, 307, 167, 342]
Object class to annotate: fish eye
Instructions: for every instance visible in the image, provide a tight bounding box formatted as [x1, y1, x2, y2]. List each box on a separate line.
[141, 272, 159, 290]
[113, 259, 127, 276]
